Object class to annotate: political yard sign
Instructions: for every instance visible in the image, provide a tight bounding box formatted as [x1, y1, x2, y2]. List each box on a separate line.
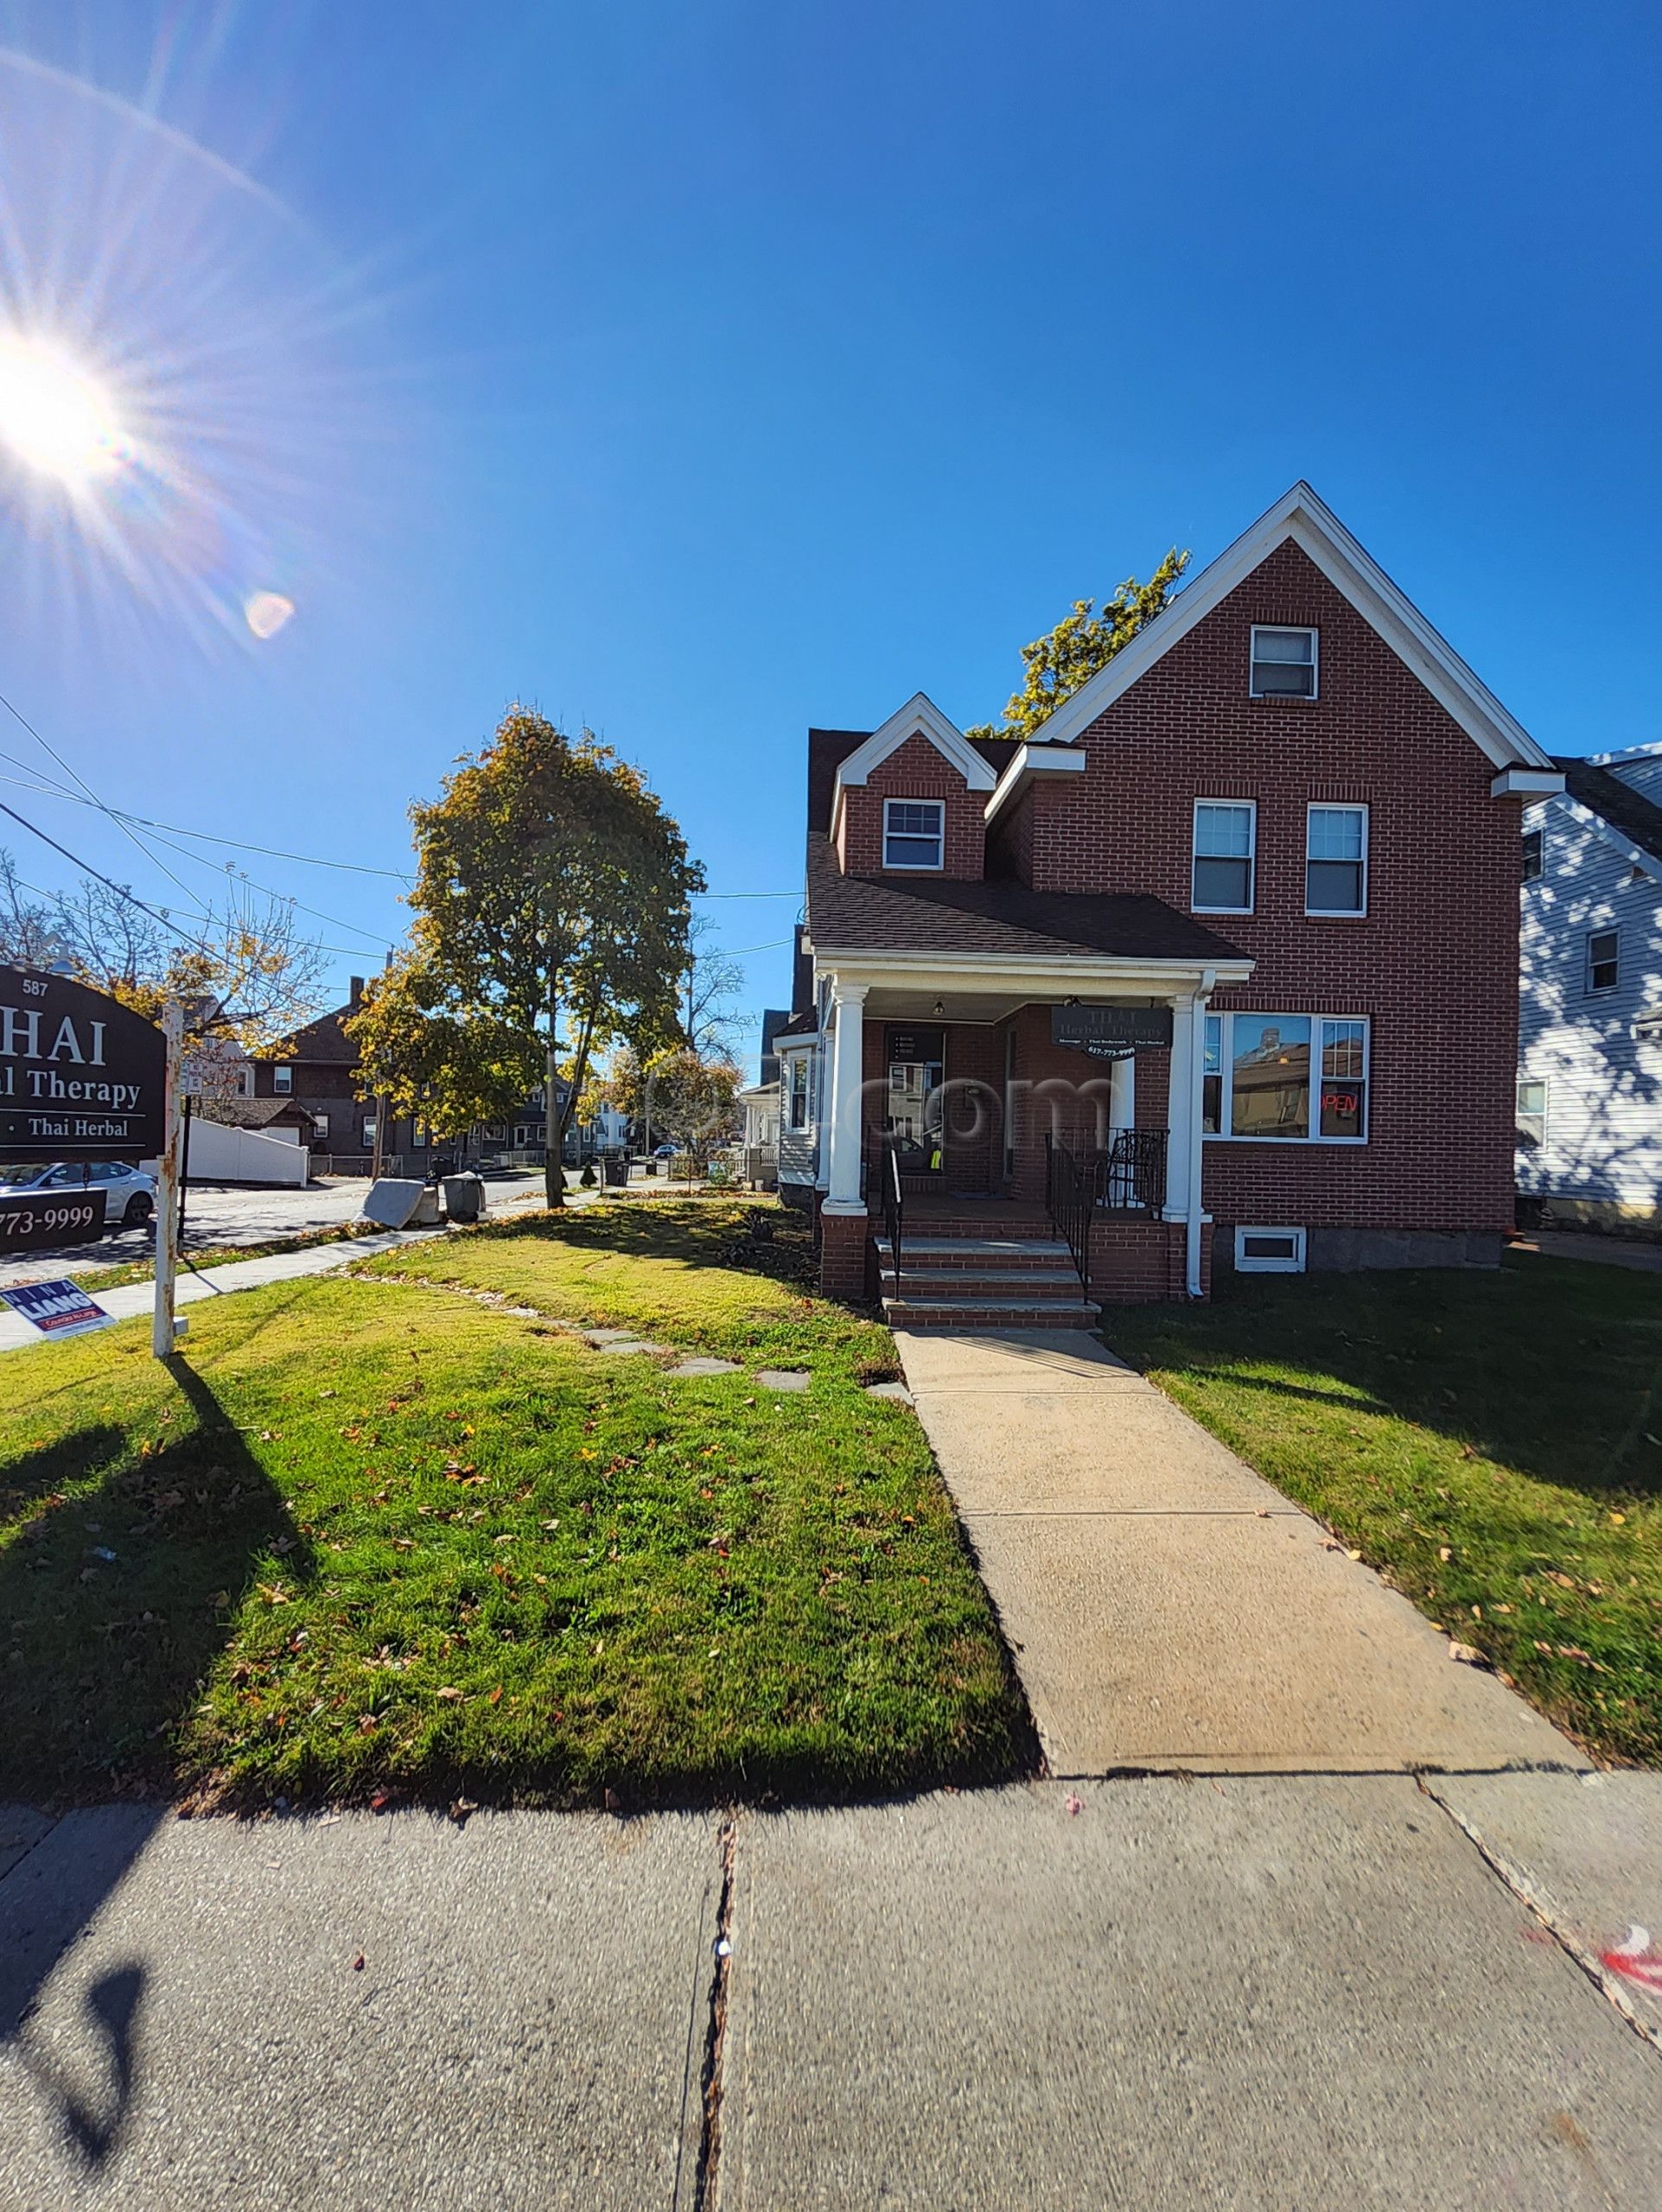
[0, 1277, 116, 1338]
[0, 969, 166, 1160]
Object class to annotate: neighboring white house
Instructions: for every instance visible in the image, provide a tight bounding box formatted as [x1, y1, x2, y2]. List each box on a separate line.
[739, 1079, 780, 1189]
[1519, 747, 1662, 1232]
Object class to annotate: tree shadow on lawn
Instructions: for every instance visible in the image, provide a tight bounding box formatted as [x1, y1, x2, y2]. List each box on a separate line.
[465, 1192, 822, 1292]
[1115, 1255, 1662, 1503]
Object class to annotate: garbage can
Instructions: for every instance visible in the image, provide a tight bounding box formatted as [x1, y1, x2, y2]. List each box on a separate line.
[602, 1154, 628, 1187]
[443, 1172, 486, 1224]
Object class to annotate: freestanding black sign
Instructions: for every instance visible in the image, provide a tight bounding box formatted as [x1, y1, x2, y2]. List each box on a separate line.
[0, 1189, 105, 1251]
[1051, 1005, 1175, 1059]
[0, 969, 167, 1160]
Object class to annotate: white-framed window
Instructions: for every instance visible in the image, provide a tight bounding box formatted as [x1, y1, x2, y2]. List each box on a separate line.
[1235, 1225, 1307, 1274]
[786, 1052, 814, 1131]
[313, 1111, 330, 1141]
[272, 1064, 292, 1094]
[882, 798, 945, 870]
[361, 1116, 377, 1149]
[1250, 626, 1318, 700]
[1522, 827, 1544, 883]
[234, 1063, 254, 1098]
[1587, 929, 1620, 993]
[1516, 1077, 1547, 1150]
[1305, 804, 1367, 916]
[1192, 800, 1256, 914]
[411, 1121, 428, 1148]
[1201, 1011, 1369, 1143]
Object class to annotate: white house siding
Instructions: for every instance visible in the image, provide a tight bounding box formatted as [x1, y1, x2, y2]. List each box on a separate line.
[775, 1045, 820, 1190]
[1519, 795, 1662, 1212]
[1600, 751, 1662, 804]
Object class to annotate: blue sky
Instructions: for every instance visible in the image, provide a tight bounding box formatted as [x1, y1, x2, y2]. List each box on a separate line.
[0, 1, 1655, 1062]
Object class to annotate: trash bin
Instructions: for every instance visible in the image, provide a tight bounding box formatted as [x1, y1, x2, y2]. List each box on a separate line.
[644, 1156, 659, 1177]
[602, 1155, 628, 1187]
[443, 1173, 486, 1224]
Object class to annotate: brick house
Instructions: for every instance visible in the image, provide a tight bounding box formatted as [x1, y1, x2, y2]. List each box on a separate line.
[774, 484, 1563, 1320]
[253, 980, 423, 1172]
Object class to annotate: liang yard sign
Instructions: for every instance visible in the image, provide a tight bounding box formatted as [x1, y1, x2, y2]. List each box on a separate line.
[1050, 1005, 1175, 1060]
[0, 969, 166, 1159]
[0, 1277, 116, 1338]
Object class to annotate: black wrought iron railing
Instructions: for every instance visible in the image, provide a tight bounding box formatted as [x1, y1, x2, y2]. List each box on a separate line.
[1044, 1129, 1170, 1300]
[880, 1141, 905, 1299]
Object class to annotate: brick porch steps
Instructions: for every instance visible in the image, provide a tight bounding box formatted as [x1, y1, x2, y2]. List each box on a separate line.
[873, 1231, 1099, 1332]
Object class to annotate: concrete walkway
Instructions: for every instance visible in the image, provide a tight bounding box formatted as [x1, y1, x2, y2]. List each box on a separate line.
[1512, 1229, 1662, 1274]
[895, 1328, 1585, 1777]
[4, 1779, 1661, 2209]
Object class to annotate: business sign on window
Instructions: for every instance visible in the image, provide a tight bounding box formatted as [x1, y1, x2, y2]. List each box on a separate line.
[0, 969, 166, 1159]
[1051, 1006, 1174, 1059]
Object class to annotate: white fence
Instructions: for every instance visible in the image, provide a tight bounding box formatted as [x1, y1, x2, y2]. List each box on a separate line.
[180, 1117, 311, 1186]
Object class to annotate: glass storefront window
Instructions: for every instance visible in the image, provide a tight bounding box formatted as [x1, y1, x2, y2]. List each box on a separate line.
[1229, 1015, 1310, 1138]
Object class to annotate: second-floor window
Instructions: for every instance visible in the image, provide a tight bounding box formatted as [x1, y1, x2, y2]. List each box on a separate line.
[1588, 929, 1620, 993]
[1306, 804, 1367, 915]
[1522, 827, 1544, 882]
[1192, 801, 1256, 913]
[1250, 626, 1318, 699]
[883, 798, 945, 869]
[273, 1064, 292, 1093]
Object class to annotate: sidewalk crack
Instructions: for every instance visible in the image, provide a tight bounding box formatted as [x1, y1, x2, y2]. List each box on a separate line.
[690, 1814, 736, 2211]
[1418, 1777, 1662, 2063]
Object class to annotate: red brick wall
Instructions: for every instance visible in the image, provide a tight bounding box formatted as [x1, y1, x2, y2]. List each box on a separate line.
[837, 734, 986, 880]
[1003, 1005, 1168, 1205]
[1004, 540, 1520, 1236]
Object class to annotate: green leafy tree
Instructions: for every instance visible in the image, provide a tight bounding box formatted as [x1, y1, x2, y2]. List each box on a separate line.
[400, 707, 703, 1205]
[966, 549, 1190, 742]
[642, 1047, 742, 1177]
[345, 957, 543, 1147]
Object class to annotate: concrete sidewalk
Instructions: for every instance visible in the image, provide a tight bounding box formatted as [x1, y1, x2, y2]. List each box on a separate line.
[895, 1328, 1585, 1776]
[4, 1781, 1660, 2209]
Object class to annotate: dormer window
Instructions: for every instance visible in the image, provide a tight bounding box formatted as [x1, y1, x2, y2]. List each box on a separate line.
[1250, 626, 1318, 700]
[883, 798, 945, 870]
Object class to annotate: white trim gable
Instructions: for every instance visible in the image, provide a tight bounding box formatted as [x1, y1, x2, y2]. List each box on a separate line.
[831, 692, 998, 795]
[1021, 482, 1557, 775]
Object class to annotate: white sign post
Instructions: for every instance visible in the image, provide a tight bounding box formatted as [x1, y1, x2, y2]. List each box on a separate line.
[152, 1000, 185, 1359]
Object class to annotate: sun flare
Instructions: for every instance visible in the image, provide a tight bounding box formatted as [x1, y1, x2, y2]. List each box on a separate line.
[0, 332, 127, 487]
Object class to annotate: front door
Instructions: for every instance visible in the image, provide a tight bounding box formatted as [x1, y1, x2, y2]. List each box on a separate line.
[883, 1024, 945, 1173]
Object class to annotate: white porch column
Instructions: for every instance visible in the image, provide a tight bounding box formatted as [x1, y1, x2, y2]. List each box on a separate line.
[1184, 985, 1213, 1297]
[1163, 992, 1193, 1224]
[823, 978, 869, 1212]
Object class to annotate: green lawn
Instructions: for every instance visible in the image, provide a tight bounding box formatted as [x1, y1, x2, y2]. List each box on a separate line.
[0, 1198, 1032, 1808]
[1107, 1251, 1662, 1764]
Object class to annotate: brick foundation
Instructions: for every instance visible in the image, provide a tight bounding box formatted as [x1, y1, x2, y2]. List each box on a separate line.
[1089, 1217, 1211, 1303]
[818, 1207, 872, 1301]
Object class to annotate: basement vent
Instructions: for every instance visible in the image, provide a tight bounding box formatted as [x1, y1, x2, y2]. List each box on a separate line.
[1235, 1226, 1306, 1274]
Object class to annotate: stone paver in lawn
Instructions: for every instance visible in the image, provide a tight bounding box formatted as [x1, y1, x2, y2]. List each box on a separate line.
[720, 1778, 1662, 2212]
[863, 1379, 914, 1403]
[895, 1325, 1586, 1776]
[1424, 1770, 1662, 2040]
[666, 1356, 742, 1376]
[755, 1369, 810, 1392]
[0, 1804, 719, 2211]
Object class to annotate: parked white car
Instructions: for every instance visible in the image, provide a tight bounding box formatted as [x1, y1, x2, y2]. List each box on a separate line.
[0, 1160, 157, 1230]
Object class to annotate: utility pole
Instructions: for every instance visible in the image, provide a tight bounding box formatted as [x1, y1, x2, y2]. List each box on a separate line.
[151, 1000, 185, 1359]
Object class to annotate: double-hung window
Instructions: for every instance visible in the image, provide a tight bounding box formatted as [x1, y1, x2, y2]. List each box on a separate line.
[1521, 828, 1544, 882]
[786, 1053, 813, 1131]
[1587, 930, 1620, 993]
[1306, 804, 1367, 915]
[273, 1064, 292, 1094]
[1192, 801, 1256, 913]
[1516, 1078, 1547, 1149]
[882, 798, 944, 870]
[1250, 626, 1317, 699]
[1200, 1011, 1369, 1143]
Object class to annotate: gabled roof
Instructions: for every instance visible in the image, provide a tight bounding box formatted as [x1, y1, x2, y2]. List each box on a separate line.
[198, 1095, 317, 1132]
[1017, 481, 1557, 774]
[831, 692, 1000, 797]
[1555, 755, 1662, 870]
[803, 835, 1246, 968]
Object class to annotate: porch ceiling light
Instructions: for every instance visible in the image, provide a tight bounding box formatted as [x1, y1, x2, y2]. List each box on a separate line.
[933, 999, 944, 1015]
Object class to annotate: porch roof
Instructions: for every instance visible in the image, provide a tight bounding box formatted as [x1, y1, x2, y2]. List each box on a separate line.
[802, 835, 1246, 968]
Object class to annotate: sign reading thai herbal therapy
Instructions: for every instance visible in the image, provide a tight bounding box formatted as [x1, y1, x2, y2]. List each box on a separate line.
[0, 969, 167, 1159]
[1050, 1005, 1175, 1059]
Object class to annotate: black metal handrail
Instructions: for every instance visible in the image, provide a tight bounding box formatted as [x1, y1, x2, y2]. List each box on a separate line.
[1045, 1128, 1171, 1301]
[880, 1141, 904, 1299]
